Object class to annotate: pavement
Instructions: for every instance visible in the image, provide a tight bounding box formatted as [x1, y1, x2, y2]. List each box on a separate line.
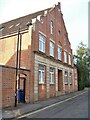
[2, 88, 88, 119]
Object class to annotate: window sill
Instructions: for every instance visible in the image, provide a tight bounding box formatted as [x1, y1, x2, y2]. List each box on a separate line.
[58, 59, 62, 62]
[64, 62, 67, 64]
[39, 50, 45, 54]
[39, 82, 45, 85]
[50, 55, 54, 58]
[50, 83, 54, 85]
[70, 83, 72, 85]
[65, 83, 68, 85]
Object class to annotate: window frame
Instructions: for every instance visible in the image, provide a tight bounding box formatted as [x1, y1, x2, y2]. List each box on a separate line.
[64, 51, 67, 63]
[69, 73, 72, 84]
[50, 67, 54, 84]
[68, 54, 71, 65]
[50, 20, 53, 34]
[64, 71, 68, 84]
[38, 64, 45, 84]
[58, 47, 62, 60]
[39, 33, 45, 53]
[50, 41, 54, 57]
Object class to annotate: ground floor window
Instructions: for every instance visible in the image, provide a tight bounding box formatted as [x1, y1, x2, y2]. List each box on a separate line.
[69, 73, 73, 84]
[64, 71, 68, 84]
[50, 67, 54, 84]
[39, 64, 45, 84]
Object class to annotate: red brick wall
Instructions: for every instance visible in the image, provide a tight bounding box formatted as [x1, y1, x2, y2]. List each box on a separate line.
[50, 85, 56, 97]
[65, 84, 69, 93]
[33, 3, 73, 66]
[1, 66, 15, 107]
[70, 85, 73, 92]
[0, 3, 75, 107]
[32, 3, 74, 99]
[0, 65, 30, 108]
[38, 84, 46, 100]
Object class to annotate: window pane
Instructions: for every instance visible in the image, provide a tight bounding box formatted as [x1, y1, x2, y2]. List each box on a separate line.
[39, 34, 45, 52]
[50, 41, 54, 56]
[58, 47, 62, 60]
[39, 64, 44, 70]
[50, 20, 53, 34]
[39, 64, 45, 83]
[64, 71, 68, 83]
[50, 73, 51, 83]
[52, 74, 54, 83]
[50, 67, 54, 84]
[42, 72, 44, 83]
[69, 54, 71, 65]
[64, 51, 67, 63]
[39, 71, 41, 83]
[70, 73, 72, 84]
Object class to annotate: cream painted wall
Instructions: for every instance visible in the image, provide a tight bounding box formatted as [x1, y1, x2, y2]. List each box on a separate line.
[0, 32, 30, 66]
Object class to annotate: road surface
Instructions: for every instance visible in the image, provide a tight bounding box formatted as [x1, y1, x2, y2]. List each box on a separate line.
[17, 90, 89, 119]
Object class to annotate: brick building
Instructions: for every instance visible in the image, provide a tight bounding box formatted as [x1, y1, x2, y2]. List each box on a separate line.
[0, 2, 78, 107]
[73, 65, 78, 91]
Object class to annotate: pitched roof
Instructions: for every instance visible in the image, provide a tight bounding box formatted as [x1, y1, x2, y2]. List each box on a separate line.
[0, 7, 51, 37]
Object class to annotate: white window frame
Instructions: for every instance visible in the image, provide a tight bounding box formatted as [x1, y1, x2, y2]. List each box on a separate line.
[69, 73, 72, 84]
[68, 54, 71, 65]
[50, 67, 54, 84]
[39, 65, 45, 84]
[50, 20, 53, 34]
[64, 51, 67, 63]
[39, 33, 45, 53]
[50, 41, 54, 57]
[64, 71, 68, 84]
[58, 47, 62, 60]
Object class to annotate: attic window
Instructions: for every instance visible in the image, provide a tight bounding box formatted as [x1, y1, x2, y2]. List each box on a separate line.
[44, 10, 47, 15]
[9, 25, 14, 29]
[50, 20, 53, 34]
[0, 26, 4, 31]
[16, 23, 20, 26]
[26, 22, 30, 25]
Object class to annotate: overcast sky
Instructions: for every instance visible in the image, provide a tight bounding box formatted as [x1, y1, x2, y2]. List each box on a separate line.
[0, 0, 89, 54]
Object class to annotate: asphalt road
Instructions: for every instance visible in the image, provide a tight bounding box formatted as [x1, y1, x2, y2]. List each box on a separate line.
[18, 90, 89, 119]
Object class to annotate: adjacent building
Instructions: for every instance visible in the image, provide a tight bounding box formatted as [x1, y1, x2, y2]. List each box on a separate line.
[0, 2, 78, 107]
[74, 65, 78, 91]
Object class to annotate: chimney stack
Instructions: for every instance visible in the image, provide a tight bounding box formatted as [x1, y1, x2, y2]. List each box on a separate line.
[58, 2, 61, 10]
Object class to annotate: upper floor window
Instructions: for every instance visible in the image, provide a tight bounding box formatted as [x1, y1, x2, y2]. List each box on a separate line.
[58, 47, 62, 60]
[50, 20, 53, 34]
[9, 25, 14, 29]
[50, 67, 54, 84]
[50, 41, 54, 57]
[0, 26, 4, 31]
[39, 64, 45, 84]
[39, 33, 45, 53]
[64, 51, 67, 63]
[68, 54, 71, 65]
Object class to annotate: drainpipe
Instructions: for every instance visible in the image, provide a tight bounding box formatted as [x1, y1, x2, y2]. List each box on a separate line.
[15, 28, 20, 107]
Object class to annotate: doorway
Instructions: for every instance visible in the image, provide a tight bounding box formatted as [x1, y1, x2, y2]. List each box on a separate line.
[58, 69, 63, 92]
[18, 77, 26, 103]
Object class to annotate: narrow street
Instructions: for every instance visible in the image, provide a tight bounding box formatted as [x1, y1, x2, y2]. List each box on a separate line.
[17, 90, 88, 119]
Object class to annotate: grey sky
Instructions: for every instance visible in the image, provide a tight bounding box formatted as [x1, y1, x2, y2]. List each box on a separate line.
[0, 0, 88, 54]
